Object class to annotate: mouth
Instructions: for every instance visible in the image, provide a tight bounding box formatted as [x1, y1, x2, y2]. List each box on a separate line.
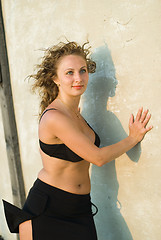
[72, 85, 84, 89]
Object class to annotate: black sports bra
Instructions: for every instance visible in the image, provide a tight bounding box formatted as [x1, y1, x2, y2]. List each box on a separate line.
[39, 108, 100, 162]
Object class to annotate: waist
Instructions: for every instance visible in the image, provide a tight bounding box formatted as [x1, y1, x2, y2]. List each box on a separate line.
[38, 168, 91, 194]
[35, 178, 90, 197]
[23, 178, 95, 218]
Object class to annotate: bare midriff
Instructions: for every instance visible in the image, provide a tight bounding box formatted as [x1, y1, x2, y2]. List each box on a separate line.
[38, 150, 91, 195]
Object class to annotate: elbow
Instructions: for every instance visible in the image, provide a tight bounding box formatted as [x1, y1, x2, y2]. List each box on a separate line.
[93, 151, 112, 167]
[92, 148, 113, 167]
[94, 155, 105, 167]
[96, 161, 104, 167]
[95, 157, 111, 167]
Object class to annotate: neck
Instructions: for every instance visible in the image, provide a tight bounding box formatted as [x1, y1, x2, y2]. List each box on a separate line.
[57, 93, 81, 113]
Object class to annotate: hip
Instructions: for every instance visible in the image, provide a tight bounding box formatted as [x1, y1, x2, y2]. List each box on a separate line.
[23, 178, 97, 218]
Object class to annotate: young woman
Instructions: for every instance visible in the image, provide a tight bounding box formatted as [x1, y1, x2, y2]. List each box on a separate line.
[3, 41, 152, 240]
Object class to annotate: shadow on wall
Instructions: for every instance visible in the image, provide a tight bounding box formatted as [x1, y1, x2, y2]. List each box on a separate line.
[82, 44, 141, 240]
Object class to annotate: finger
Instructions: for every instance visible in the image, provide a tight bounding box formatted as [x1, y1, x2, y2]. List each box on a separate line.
[145, 125, 153, 132]
[135, 107, 143, 121]
[143, 113, 151, 127]
[140, 109, 149, 123]
[129, 114, 134, 125]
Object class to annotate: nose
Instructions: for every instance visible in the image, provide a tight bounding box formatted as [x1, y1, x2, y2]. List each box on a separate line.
[113, 77, 118, 86]
[75, 73, 82, 82]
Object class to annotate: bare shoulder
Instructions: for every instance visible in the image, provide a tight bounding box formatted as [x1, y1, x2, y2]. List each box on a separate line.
[39, 108, 76, 133]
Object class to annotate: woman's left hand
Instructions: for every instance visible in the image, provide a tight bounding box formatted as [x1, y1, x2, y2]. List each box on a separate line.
[129, 107, 153, 143]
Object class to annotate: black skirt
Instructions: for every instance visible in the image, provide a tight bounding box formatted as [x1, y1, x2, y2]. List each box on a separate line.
[3, 179, 98, 240]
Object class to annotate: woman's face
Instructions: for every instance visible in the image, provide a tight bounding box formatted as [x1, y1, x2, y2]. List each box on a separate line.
[54, 54, 89, 97]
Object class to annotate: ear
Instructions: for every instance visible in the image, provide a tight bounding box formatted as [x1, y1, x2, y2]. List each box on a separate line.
[52, 76, 59, 86]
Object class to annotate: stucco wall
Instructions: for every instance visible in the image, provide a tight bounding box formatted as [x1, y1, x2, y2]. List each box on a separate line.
[1, 0, 161, 239]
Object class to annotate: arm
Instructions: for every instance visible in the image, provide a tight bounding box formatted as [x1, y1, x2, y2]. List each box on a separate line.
[42, 108, 152, 167]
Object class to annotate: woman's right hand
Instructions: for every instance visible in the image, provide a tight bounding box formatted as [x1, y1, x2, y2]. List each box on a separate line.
[129, 107, 153, 143]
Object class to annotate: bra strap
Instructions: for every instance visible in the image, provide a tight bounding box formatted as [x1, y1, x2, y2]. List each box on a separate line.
[39, 108, 57, 122]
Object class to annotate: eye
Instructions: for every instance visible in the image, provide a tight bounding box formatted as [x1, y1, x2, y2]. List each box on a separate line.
[66, 71, 73, 75]
[80, 68, 87, 74]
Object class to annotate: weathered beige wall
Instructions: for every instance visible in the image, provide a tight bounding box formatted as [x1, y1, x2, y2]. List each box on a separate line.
[1, 0, 160, 239]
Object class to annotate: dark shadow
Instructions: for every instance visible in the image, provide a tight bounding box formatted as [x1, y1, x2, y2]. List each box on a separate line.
[82, 44, 141, 240]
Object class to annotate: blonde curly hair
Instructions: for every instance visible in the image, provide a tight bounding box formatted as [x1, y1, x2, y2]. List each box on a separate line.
[29, 41, 96, 115]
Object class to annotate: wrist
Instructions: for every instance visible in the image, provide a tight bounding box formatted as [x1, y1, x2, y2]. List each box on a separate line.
[127, 135, 139, 147]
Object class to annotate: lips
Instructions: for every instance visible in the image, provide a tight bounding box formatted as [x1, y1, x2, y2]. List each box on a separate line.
[72, 85, 84, 89]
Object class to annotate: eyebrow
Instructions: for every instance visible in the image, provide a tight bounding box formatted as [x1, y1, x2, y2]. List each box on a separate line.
[64, 66, 87, 71]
